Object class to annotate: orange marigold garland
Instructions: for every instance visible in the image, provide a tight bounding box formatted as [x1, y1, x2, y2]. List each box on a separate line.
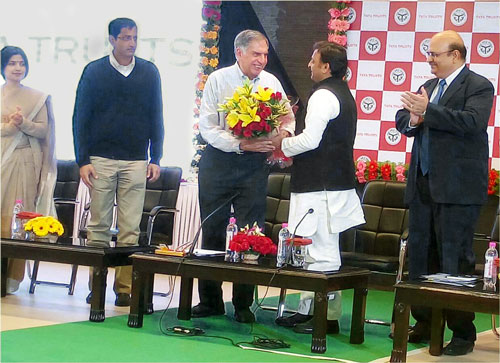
[191, 1, 222, 177]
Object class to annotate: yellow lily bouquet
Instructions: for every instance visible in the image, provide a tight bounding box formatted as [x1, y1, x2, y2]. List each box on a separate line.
[218, 79, 290, 139]
[24, 216, 64, 238]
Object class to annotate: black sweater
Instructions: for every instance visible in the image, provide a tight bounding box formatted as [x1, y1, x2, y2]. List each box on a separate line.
[73, 56, 164, 167]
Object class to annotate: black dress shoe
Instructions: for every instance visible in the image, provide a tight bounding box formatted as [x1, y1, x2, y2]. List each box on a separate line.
[408, 323, 431, 343]
[275, 313, 312, 327]
[191, 303, 225, 318]
[86, 292, 92, 304]
[234, 308, 255, 323]
[443, 337, 474, 356]
[115, 293, 131, 307]
[293, 319, 339, 334]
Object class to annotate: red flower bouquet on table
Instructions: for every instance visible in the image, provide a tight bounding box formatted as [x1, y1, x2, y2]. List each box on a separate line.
[218, 79, 293, 168]
[228, 223, 277, 262]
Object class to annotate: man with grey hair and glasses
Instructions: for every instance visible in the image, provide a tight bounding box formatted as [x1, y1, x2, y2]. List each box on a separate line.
[193, 29, 294, 323]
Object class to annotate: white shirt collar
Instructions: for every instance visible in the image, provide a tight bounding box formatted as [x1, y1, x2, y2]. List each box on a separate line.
[234, 62, 261, 83]
[442, 63, 465, 87]
[109, 52, 135, 77]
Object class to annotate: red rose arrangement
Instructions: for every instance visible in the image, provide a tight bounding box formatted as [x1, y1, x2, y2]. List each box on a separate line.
[229, 223, 277, 256]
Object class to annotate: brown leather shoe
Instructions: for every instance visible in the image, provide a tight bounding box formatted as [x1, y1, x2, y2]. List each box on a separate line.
[293, 319, 339, 334]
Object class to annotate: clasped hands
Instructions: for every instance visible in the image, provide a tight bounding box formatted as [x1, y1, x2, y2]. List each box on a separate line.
[239, 129, 290, 153]
[400, 87, 429, 127]
[8, 106, 24, 127]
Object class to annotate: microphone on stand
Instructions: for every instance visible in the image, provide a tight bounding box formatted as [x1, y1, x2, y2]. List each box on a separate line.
[185, 192, 240, 257]
[286, 208, 314, 265]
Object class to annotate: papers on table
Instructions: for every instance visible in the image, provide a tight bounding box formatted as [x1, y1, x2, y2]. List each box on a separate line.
[193, 249, 225, 257]
[420, 273, 480, 287]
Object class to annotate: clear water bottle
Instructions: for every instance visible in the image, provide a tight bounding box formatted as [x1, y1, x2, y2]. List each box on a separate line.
[483, 242, 498, 291]
[277, 223, 290, 267]
[224, 217, 238, 261]
[10, 199, 25, 239]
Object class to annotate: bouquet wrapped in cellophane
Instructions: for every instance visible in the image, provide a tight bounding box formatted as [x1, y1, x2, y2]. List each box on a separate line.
[218, 79, 294, 167]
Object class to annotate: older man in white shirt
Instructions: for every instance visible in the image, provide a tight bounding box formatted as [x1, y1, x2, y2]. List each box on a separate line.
[194, 29, 294, 324]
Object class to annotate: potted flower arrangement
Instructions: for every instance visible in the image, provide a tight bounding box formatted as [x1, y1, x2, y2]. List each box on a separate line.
[24, 215, 64, 242]
[228, 223, 277, 263]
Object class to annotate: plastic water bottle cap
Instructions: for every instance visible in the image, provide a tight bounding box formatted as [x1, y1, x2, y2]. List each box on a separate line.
[282, 223, 288, 228]
[229, 217, 236, 224]
[489, 242, 497, 248]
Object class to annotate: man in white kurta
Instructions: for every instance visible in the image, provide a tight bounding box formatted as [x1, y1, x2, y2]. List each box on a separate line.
[274, 41, 364, 334]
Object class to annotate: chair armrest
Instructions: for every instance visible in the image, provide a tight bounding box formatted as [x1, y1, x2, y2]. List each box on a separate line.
[149, 206, 179, 218]
[146, 207, 179, 246]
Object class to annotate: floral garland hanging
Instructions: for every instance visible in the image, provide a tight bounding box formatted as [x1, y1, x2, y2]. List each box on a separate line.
[190, 1, 222, 178]
[328, 0, 351, 46]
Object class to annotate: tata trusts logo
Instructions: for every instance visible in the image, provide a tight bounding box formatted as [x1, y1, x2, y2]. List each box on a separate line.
[390, 68, 406, 86]
[394, 8, 411, 26]
[361, 96, 376, 114]
[365, 37, 381, 55]
[385, 127, 401, 146]
[450, 8, 468, 27]
[419, 38, 431, 57]
[477, 39, 495, 58]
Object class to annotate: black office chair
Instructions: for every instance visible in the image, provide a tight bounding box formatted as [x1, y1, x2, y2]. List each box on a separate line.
[29, 160, 81, 294]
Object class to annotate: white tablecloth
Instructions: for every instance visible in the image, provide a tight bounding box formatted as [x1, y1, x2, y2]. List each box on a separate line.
[172, 182, 202, 250]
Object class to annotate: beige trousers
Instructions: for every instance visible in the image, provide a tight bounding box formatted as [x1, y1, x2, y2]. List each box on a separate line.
[87, 157, 147, 294]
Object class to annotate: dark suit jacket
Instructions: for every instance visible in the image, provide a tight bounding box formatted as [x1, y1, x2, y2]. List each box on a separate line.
[395, 66, 494, 205]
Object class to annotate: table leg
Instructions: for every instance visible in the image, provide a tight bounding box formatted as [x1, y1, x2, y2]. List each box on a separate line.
[311, 291, 328, 354]
[145, 273, 154, 314]
[177, 277, 193, 320]
[1, 257, 7, 297]
[350, 287, 367, 344]
[429, 307, 445, 356]
[89, 267, 107, 322]
[128, 268, 148, 328]
[390, 296, 410, 362]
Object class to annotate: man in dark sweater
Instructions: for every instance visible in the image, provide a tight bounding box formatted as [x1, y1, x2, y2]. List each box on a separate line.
[72, 18, 164, 307]
[274, 41, 364, 334]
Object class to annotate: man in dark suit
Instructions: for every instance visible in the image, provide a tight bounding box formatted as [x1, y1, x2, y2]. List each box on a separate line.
[395, 30, 494, 356]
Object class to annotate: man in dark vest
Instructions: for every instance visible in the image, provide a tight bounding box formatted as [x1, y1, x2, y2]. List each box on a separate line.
[273, 41, 364, 334]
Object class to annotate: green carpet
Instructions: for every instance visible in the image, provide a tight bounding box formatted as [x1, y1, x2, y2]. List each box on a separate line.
[1, 290, 493, 362]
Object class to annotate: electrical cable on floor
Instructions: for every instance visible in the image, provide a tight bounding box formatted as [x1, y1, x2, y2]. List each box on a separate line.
[237, 344, 359, 362]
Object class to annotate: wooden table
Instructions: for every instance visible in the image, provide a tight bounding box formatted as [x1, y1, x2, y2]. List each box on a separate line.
[390, 281, 500, 362]
[1, 237, 152, 322]
[127, 252, 370, 354]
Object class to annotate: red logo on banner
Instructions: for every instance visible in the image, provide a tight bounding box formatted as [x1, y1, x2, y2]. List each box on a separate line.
[347, 1, 363, 31]
[356, 90, 382, 120]
[379, 121, 406, 152]
[413, 32, 434, 62]
[384, 62, 412, 91]
[346, 60, 358, 90]
[359, 31, 387, 61]
[388, 2, 417, 31]
[354, 149, 378, 163]
[445, 2, 474, 32]
[471, 33, 499, 64]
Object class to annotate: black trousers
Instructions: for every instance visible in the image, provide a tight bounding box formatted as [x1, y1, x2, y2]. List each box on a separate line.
[197, 145, 269, 310]
[408, 170, 481, 342]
